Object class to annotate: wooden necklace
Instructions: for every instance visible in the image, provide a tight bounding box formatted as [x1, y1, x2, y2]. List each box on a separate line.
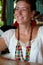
[15, 25, 33, 61]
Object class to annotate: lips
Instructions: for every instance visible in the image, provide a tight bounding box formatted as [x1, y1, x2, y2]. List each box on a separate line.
[17, 16, 23, 20]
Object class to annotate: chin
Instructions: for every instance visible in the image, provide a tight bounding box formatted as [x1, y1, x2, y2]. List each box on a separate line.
[17, 21, 23, 24]
[18, 22, 22, 24]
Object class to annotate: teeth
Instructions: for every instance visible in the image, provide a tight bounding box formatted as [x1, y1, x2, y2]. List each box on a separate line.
[18, 16, 23, 18]
[18, 17, 22, 19]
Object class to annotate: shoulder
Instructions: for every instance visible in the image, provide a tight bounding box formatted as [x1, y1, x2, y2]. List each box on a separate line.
[1, 29, 15, 36]
[33, 26, 43, 33]
[34, 26, 43, 39]
[4, 29, 15, 33]
[38, 26, 43, 47]
[38, 26, 43, 32]
[32, 26, 39, 35]
[1, 29, 15, 41]
[32, 26, 43, 39]
[38, 26, 43, 36]
[1, 29, 15, 47]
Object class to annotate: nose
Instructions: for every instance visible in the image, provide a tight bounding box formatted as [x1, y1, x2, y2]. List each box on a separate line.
[18, 9, 22, 15]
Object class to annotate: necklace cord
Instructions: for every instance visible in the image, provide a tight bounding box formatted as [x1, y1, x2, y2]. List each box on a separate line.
[18, 25, 19, 41]
[29, 25, 33, 41]
[15, 24, 33, 61]
[18, 25, 33, 42]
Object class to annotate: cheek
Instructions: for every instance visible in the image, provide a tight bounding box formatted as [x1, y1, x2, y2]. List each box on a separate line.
[14, 12, 16, 17]
[23, 12, 31, 17]
[14, 12, 16, 16]
[23, 14, 29, 21]
[22, 13, 28, 19]
[24, 13, 32, 21]
[23, 12, 28, 15]
[14, 12, 17, 19]
[23, 13, 29, 19]
[14, 11, 17, 15]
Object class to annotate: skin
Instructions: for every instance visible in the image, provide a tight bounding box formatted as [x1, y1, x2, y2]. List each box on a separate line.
[15, 1, 34, 25]
[14, 1, 39, 43]
[0, 1, 39, 52]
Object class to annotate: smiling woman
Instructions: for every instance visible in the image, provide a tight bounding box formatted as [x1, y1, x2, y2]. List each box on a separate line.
[0, 0, 43, 64]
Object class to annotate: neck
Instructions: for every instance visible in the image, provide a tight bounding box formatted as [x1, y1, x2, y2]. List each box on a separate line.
[17, 22, 31, 35]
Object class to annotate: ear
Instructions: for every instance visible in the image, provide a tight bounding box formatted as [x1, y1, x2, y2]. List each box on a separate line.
[31, 11, 35, 18]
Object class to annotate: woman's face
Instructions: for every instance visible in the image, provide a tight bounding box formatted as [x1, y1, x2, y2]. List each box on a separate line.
[14, 1, 34, 24]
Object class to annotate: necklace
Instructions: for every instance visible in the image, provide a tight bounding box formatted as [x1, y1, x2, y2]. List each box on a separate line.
[15, 25, 33, 61]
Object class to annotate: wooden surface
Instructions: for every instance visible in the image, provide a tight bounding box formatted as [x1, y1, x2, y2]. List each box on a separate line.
[0, 56, 43, 65]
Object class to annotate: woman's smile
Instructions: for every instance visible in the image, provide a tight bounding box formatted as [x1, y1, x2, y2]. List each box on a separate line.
[17, 16, 23, 20]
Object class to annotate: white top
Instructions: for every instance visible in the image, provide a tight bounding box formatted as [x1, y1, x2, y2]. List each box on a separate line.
[0, 29, 3, 36]
[1, 26, 43, 64]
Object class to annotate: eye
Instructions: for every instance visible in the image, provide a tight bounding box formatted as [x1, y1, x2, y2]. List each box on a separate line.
[15, 7, 19, 11]
[22, 8, 27, 11]
[22, 8, 29, 12]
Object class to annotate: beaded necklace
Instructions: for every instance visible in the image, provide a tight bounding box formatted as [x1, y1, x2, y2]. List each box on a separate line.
[15, 25, 33, 61]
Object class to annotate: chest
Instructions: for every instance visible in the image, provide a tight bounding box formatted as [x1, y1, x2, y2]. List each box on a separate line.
[15, 31, 37, 43]
[9, 36, 40, 61]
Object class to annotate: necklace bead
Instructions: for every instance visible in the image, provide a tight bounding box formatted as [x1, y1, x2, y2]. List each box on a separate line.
[15, 42, 31, 61]
[15, 25, 33, 61]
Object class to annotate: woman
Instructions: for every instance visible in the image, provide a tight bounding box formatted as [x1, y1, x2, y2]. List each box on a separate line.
[0, 0, 43, 64]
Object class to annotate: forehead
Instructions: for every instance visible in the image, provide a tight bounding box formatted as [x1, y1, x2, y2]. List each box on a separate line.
[16, 1, 30, 8]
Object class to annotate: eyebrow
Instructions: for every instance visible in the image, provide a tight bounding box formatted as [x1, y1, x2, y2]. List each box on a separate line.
[16, 6, 29, 9]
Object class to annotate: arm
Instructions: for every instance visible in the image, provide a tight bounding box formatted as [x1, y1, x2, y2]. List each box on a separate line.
[0, 29, 14, 52]
[0, 38, 7, 52]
